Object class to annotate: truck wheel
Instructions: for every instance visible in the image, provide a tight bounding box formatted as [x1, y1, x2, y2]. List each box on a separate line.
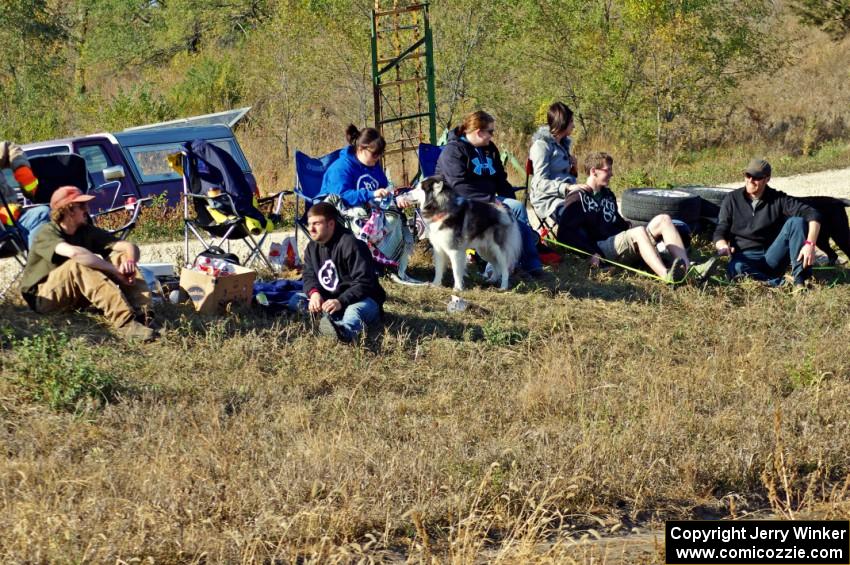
[620, 188, 701, 226]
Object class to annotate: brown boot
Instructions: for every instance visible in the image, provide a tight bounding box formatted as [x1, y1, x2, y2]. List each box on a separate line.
[118, 319, 157, 342]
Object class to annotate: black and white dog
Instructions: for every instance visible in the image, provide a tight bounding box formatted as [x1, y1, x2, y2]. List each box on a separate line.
[408, 175, 521, 290]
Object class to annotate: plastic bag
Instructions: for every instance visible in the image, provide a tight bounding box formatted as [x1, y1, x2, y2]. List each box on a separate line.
[279, 236, 301, 269]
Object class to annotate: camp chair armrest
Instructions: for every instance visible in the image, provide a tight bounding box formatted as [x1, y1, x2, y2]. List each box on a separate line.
[258, 190, 293, 217]
[293, 187, 323, 205]
[257, 189, 293, 204]
[89, 196, 154, 218]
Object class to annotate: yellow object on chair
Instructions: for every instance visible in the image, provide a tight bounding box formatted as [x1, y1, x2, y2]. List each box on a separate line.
[205, 206, 272, 235]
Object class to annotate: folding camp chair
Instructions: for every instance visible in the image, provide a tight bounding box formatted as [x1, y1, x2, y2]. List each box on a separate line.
[291, 149, 343, 260]
[28, 153, 149, 240]
[522, 157, 558, 238]
[0, 190, 29, 300]
[177, 142, 284, 270]
[416, 142, 443, 179]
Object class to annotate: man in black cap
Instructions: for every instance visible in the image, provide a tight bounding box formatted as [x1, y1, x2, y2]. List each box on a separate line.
[713, 158, 821, 287]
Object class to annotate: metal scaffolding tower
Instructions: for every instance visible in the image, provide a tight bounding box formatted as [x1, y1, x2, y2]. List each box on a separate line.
[370, 1, 437, 185]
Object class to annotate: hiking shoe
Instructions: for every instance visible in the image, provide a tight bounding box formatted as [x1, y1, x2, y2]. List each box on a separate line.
[135, 310, 162, 331]
[318, 313, 350, 342]
[665, 258, 687, 284]
[690, 256, 720, 282]
[118, 319, 157, 343]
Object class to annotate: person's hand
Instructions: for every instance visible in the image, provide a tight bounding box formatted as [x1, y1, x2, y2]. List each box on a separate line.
[308, 292, 324, 313]
[112, 268, 133, 286]
[321, 298, 342, 314]
[373, 188, 390, 199]
[118, 258, 138, 284]
[590, 254, 601, 268]
[396, 196, 414, 209]
[716, 245, 733, 257]
[798, 241, 816, 268]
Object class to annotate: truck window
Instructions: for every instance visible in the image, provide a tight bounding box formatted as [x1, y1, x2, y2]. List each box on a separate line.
[127, 139, 246, 183]
[77, 145, 112, 187]
[26, 145, 70, 157]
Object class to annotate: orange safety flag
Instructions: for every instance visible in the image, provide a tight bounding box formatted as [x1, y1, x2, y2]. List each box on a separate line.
[13, 166, 39, 196]
[0, 202, 22, 226]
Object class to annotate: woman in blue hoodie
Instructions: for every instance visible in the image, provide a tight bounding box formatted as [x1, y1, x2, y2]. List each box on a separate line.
[320, 125, 390, 207]
[319, 125, 418, 282]
[435, 111, 543, 277]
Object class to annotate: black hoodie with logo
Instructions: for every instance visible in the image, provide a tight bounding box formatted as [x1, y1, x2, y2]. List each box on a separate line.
[434, 128, 515, 202]
[302, 224, 386, 307]
[557, 187, 630, 255]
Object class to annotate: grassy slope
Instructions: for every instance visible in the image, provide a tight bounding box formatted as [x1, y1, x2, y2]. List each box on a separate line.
[2, 252, 849, 562]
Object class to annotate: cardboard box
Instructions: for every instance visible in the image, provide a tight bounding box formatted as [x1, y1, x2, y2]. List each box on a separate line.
[179, 264, 256, 314]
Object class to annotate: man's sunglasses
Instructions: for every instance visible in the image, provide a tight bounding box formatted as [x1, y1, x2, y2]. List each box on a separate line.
[744, 173, 765, 180]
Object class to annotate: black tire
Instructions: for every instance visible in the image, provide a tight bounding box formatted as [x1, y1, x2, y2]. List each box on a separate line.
[620, 188, 701, 226]
[677, 186, 734, 221]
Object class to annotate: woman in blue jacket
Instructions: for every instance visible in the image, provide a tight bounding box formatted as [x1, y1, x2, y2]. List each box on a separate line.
[435, 111, 543, 277]
[319, 125, 417, 282]
[320, 125, 391, 207]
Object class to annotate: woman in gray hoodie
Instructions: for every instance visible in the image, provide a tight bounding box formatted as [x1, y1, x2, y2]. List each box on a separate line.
[528, 102, 579, 225]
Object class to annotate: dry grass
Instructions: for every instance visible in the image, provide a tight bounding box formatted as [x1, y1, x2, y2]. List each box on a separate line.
[2, 247, 850, 562]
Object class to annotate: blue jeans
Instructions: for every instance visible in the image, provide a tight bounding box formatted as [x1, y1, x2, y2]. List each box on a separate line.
[287, 293, 380, 340]
[497, 197, 542, 272]
[18, 205, 51, 248]
[728, 217, 810, 285]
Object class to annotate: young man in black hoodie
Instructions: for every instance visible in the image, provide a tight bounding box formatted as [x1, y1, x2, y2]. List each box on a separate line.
[713, 158, 821, 288]
[557, 152, 694, 283]
[287, 202, 385, 342]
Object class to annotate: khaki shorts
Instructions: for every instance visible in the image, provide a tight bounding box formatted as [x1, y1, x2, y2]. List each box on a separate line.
[597, 227, 653, 264]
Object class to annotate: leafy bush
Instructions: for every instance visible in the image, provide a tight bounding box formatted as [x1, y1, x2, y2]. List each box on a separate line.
[9, 329, 118, 412]
[482, 318, 527, 347]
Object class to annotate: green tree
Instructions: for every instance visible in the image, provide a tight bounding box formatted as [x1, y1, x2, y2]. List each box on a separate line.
[0, 0, 70, 140]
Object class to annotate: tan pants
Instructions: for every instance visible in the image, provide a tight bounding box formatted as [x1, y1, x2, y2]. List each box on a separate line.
[33, 254, 151, 328]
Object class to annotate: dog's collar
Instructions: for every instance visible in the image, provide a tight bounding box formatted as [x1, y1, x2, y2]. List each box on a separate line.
[429, 212, 448, 222]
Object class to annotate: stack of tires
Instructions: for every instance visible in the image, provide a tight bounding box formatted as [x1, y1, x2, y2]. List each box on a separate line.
[621, 186, 734, 233]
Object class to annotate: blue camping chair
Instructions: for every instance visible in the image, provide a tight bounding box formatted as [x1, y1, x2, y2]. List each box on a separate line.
[291, 149, 343, 257]
[416, 143, 444, 179]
